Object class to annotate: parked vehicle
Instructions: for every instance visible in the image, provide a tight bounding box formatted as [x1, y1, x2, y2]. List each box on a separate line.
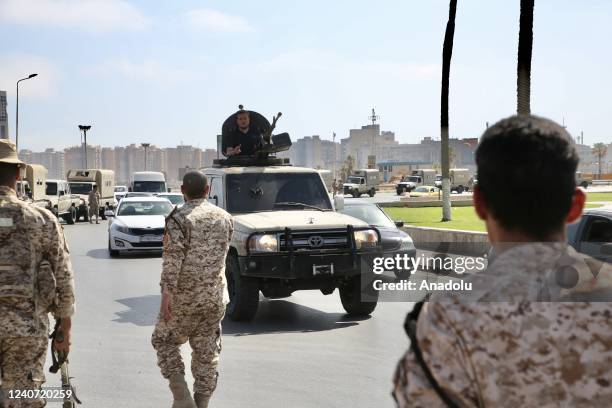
[45, 179, 81, 224]
[130, 171, 167, 193]
[567, 208, 612, 263]
[114, 185, 128, 204]
[106, 197, 174, 257]
[67, 169, 116, 221]
[343, 169, 380, 197]
[409, 185, 440, 198]
[22, 164, 47, 201]
[434, 169, 471, 193]
[339, 201, 416, 279]
[576, 171, 593, 189]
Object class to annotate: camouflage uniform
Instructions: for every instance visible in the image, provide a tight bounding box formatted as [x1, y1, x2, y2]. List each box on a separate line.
[393, 243, 612, 408]
[151, 198, 233, 399]
[87, 190, 100, 220]
[0, 186, 76, 408]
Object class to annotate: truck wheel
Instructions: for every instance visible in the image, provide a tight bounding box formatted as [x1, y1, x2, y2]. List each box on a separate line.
[101, 208, 107, 220]
[225, 254, 259, 321]
[456, 185, 464, 194]
[63, 207, 77, 225]
[339, 276, 378, 316]
[581, 181, 588, 189]
[108, 239, 119, 258]
[396, 187, 404, 196]
[369, 188, 376, 197]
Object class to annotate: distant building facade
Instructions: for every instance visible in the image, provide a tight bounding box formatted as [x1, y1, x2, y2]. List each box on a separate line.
[0, 91, 8, 139]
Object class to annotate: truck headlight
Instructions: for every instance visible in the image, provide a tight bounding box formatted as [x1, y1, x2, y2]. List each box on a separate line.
[399, 236, 415, 251]
[353, 229, 378, 249]
[248, 234, 278, 253]
[111, 223, 130, 234]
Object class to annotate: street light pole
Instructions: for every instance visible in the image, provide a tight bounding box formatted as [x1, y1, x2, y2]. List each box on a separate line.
[332, 132, 336, 179]
[141, 143, 150, 171]
[15, 73, 38, 152]
[79, 125, 91, 168]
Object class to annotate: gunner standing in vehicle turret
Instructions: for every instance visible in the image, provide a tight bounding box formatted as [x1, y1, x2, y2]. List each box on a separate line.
[222, 109, 262, 157]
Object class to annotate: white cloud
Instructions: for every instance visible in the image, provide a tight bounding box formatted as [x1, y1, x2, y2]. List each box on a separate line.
[0, 0, 150, 33]
[185, 9, 253, 33]
[89, 58, 197, 85]
[0, 55, 60, 99]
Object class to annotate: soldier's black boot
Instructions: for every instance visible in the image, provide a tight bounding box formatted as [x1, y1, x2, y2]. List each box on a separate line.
[168, 374, 196, 408]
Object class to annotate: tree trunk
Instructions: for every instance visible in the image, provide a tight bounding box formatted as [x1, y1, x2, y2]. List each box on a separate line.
[517, 0, 535, 115]
[441, 0, 457, 222]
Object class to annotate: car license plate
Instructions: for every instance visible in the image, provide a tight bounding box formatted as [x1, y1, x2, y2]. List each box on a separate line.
[140, 235, 162, 243]
[312, 264, 334, 276]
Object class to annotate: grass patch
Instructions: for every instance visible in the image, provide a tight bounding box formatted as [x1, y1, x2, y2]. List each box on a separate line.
[384, 203, 605, 232]
[384, 206, 486, 232]
[586, 192, 612, 203]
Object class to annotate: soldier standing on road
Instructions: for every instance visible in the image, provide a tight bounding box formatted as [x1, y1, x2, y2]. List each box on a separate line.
[151, 170, 234, 408]
[393, 116, 612, 407]
[88, 185, 100, 224]
[0, 140, 75, 408]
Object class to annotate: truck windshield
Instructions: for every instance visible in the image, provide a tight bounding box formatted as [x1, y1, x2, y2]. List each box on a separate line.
[133, 181, 166, 193]
[70, 183, 93, 194]
[226, 173, 332, 213]
[407, 176, 421, 183]
[347, 177, 363, 184]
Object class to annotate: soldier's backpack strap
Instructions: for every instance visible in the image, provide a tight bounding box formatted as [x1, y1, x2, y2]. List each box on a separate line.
[404, 301, 459, 408]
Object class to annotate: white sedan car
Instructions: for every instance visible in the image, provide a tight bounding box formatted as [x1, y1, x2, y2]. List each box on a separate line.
[107, 197, 173, 257]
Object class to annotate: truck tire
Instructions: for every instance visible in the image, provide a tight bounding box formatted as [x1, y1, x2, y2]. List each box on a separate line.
[581, 181, 588, 189]
[225, 254, 259, 321]
[63, 206, 77, 225]
[82, 206, 89, 222]
[369, 188, 376, 197]
[352, 192, 360, 198]
[339, 276, 378, 316]
[396, 187, 404, 195]
[101, 207, 107, 220]
[456, 185, 464, 194]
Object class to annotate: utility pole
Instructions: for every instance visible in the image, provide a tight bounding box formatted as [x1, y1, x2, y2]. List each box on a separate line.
[141, 143, 151, 171]
[79, 125, 91, 168]
[332, 132, 337, 179]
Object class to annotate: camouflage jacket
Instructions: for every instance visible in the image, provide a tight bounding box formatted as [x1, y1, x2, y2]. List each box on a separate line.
[393, 243, 612, 408]
[161, 198, 234, 309]
[88, 190, 100, 207]
[0, 186, 75, 337]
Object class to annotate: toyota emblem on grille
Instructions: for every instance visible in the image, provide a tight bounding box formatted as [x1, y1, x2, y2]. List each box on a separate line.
[308, 236, 324, 248]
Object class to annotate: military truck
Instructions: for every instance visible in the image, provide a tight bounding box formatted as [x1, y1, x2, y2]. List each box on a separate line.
[21, 164, 47, 201]
[343, 169, 380, 197]
[576, 171, 593, 189]
[205, 108, 382, 321]
[44, 179, 81, 224]
[67, 169, 116, 221]
[396, 169, 436, 195]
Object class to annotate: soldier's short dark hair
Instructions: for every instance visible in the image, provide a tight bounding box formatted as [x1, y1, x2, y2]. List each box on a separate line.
[475, 115, 579, 240]
[182, 170, 208, 199]
[0, 162, 20, 186]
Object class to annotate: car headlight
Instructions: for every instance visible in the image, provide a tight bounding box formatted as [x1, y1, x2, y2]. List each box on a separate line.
[399, 236, 415, 251]
[353, 229, 379, 249]
[248, 234, 278, 253]
[111, 223, 130, 234]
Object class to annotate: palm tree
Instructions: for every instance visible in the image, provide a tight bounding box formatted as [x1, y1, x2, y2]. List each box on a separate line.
[592, 143, 608, 179]
[440, 0, 457, 221]
[517, 0, 535, 115]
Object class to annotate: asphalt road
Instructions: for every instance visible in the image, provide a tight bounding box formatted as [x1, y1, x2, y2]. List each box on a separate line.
[41, 223, 446, 408]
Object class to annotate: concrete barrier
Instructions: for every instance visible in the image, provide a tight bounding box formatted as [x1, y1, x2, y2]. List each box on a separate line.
[401, 225, 490, 256]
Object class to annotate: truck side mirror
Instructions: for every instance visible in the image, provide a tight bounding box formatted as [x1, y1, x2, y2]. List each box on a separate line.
[104, 210, 115, 218]
[212, 195, 219, 206]
[334, 195, 344, 211]
[395, 221, 404, 228]
[59, 191, 65, 196]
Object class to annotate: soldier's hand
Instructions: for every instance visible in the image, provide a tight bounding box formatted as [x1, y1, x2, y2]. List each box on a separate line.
[161, 291, 172, 321]
[53, 317, 72, 356]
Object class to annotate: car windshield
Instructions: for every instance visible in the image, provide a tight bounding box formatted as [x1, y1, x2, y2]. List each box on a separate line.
[114, 186, 127, 192]
[347, 177, 363, 184]
[117, 201, 173, 216]
[133, 181, 166, 193]
[70, 183, 93, 194]
[414, 186, 430, 192]
[159, 195, 184, 205]
[227, 173, 332, 213]
[340, 205, 395, 228]
[435, 175, 442, 181]
[45, 182, 57, 196]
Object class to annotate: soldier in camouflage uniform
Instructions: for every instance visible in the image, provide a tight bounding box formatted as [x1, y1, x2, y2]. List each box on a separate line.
[0, 140, 75, 408]
[87, 185, 100, 224]
[151, 170, 233, 408]
[393, 116, 612, 407]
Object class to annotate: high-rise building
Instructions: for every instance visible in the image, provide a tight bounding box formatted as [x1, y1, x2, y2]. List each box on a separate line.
[0, 91, 8, 139]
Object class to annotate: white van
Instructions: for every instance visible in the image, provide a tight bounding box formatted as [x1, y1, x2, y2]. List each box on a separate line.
[130, 171, 167, 193]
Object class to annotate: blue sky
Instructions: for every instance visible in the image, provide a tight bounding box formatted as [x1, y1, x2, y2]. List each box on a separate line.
[1, 0, 611, 151]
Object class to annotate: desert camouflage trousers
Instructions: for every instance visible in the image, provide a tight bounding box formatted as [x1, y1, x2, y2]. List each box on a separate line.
[151, 304, 225, 397]
[0, 336, 48, 408]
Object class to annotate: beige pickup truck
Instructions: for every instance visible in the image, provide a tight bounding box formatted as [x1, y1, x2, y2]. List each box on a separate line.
[44, 179, 82, 224]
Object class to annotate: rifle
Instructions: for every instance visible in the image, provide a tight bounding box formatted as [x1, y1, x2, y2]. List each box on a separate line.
[49, 319, 82, 408]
